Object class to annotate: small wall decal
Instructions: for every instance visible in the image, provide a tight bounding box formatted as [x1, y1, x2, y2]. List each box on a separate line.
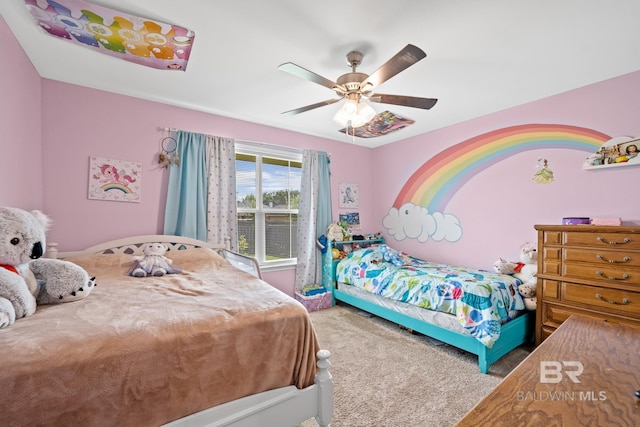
[532, 158, 554, 184]
[88, 156, 141, 202]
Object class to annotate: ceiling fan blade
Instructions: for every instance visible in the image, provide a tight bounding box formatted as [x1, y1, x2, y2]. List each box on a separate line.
[278, 62, 344, 91]
[282, 98, 342, 116]
[360, 44, 427, 91]
[369, 93, 438, 110]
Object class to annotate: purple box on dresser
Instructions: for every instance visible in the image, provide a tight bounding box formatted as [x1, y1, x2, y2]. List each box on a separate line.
[562, 217, 591, 225]
[295, 291, 332, 312]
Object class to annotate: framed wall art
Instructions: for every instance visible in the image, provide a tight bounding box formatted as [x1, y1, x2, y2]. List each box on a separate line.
[88, 156, 142, 202]
[339, 212, 361, 229]
[339, 183, 359, 208]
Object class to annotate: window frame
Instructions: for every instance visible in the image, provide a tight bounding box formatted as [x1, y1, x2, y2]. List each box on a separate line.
[235, 142, 303, 271]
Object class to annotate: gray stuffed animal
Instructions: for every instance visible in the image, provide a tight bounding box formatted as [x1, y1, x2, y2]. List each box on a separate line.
[0, 207, 96, 329]
[0, 207, 49, 328]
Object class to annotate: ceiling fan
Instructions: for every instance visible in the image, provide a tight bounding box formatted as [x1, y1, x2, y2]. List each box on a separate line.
[278, 44, 438, 128]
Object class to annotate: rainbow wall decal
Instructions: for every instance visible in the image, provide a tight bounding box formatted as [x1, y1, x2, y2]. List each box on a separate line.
[382, 124, 610, 242]
[394, 124, 609, 213]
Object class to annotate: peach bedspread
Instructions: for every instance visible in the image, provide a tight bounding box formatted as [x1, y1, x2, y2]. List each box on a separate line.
[0, 248, 319, 426]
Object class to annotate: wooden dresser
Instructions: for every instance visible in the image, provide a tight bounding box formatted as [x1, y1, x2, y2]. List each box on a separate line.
[535, 224, 640, 345]
[456, 315, 640, 426]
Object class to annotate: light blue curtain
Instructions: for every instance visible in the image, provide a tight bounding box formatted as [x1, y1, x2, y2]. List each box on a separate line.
[294, 150, 332, 290]
[163, 131, 208, 240]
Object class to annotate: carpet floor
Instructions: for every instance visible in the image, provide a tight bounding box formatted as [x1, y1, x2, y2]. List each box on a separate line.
[300, 304, 533, 427]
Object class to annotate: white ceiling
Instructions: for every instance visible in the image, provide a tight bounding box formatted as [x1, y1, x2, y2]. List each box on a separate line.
[2, 0, 640, 148]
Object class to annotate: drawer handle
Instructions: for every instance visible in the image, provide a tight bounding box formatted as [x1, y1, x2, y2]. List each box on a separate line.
[595, 293, 630, 305]
[596, 254, 631, 263]
[595, 271, 631, 280]
[597, 236, 632, 245]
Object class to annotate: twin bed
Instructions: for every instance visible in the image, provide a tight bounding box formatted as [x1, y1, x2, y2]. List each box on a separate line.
[0, 235, 332, 427]
[328, 243, 534, 374]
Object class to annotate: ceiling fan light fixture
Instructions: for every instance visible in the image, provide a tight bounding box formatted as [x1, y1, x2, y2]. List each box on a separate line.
[333, 99, 376, 128]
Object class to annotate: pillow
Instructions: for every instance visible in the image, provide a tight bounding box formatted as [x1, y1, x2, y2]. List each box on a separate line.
[62, 252, 131, 280]
[164, 247, 227, 270]
[64, 246, 228, 279]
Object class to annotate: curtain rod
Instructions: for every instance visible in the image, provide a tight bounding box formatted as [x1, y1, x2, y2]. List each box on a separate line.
[237, 139, 305, 155]
[161, 128, 326, 156]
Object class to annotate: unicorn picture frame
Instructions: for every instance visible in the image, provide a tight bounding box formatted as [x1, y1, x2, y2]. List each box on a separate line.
[88, 156, 142, 202]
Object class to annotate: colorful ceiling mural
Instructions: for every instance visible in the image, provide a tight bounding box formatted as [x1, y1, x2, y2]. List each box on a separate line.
[383, 124, 610, 242]
[24, 0, 194, 71]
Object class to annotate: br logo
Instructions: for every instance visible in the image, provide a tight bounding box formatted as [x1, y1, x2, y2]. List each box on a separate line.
[540, 361, 584, 383]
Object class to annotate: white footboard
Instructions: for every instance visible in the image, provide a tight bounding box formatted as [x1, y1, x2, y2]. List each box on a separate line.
[163, 350, 332, 427]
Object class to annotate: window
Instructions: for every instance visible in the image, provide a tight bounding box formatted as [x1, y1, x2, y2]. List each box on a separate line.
[235, 142, 302, 269]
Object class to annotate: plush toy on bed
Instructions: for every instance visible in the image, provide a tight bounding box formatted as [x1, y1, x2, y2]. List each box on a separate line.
[0, 207, 48, 328]
[0, 207, 96, 329]
[493, 242, 538, 311]
[128, 243, 182, 277]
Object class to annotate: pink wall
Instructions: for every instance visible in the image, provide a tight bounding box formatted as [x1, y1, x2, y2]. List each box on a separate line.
[372, 70, 640, 270]
[39, 81, 375, 294]
[0, 16, 42, 209]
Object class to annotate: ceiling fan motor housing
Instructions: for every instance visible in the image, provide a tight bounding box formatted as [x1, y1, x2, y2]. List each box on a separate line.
[337, 72, 368, 92]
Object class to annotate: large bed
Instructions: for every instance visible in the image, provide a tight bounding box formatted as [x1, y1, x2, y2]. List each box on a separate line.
[329, 243, 533, 374]
[0, 235, 332, 427]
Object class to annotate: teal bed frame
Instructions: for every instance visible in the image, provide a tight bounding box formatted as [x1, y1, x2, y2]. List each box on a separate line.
[331, 287, 534, 374]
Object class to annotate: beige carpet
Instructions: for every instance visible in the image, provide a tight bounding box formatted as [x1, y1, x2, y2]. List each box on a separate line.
[300, 304, 532, 427]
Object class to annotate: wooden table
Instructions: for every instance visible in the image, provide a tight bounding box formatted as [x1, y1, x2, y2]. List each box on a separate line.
[456, 315, 640, 427]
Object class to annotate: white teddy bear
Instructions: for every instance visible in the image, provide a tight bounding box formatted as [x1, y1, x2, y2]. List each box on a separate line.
[493, 242, 538, 311]
[128, 243, 182, 277]
[0, 207, 96, 329]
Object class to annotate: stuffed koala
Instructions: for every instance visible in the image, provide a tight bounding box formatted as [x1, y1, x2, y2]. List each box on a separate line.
[0, 207, 96, 329]
[0, 207, 50, 328]
[493, 242, 538, 311]
[128, 243, 182, 277]
[30, 258, 97, 305]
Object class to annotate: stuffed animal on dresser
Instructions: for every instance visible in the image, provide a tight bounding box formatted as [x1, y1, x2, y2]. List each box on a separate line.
[128, 243, 182, 277]
[493, 242, 538, 311]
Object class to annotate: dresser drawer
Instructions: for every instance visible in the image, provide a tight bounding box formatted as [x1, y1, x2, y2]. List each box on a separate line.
[564, 231, 640, 250]
[563, 247, 640, 267]
[540, 247, 562, 275]
[543, 302, 640, 329]
[563, 263, 640, 286]
[563, 283, 640, 317]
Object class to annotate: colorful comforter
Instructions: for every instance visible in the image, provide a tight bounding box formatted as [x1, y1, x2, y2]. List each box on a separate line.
[336, 245, 525, 347]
